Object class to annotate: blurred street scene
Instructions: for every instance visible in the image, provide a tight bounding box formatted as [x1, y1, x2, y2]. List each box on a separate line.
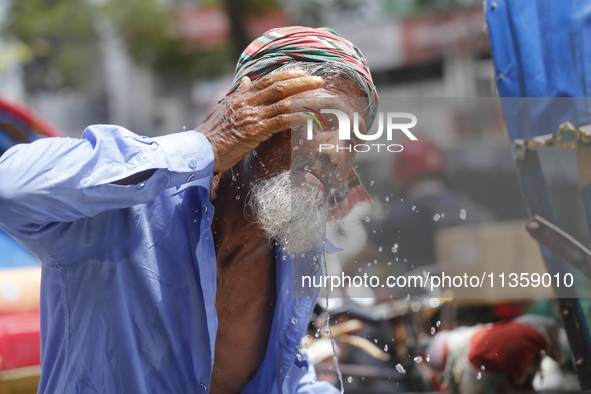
[0, 0, 589, 393]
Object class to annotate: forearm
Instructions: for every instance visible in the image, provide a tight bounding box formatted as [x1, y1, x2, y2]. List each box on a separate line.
[0, 124, 213, 235]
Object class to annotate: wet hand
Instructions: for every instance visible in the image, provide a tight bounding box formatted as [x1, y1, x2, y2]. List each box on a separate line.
[195, 70, 324, 173]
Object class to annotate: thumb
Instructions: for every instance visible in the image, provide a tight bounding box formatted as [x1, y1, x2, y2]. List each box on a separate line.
[236, 76, 252, 91]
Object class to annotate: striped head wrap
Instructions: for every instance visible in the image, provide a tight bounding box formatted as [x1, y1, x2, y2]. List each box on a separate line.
[228, 26, 375, 220]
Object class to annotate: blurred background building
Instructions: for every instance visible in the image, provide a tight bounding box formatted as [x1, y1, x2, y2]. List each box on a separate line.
[0, 0, 490, 136]
[1, 1, 589, 392]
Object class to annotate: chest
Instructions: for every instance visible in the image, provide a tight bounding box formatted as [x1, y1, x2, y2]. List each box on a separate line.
[210, 247, 277, 393]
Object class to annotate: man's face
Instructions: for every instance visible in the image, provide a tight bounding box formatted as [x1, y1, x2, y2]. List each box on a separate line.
[249, 77, 366, 193]
[246, 76, 367, 254]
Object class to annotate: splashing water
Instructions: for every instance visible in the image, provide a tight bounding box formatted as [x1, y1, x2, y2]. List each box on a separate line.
[321, 219, 345, 392]
[460, 209, 467, 220]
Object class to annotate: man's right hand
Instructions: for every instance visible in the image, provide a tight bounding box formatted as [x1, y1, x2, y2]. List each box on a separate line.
[195, 70, 324, 173]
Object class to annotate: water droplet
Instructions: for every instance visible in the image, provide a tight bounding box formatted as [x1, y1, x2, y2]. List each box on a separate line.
[364, 216, 371, 222]
[291, 318, 298, 324]
[235, 195, 241, 200]
[411, 205, 416, 211]
[182, 126, 187, 130]
[252, 150, 258, 156]
[426, 354, 431, 362]
[391, 244, 399, 253]
[433, 213, 441, 222]
[347, 376, 353, 383]
[476, 371, 482, 380]
[282, 256, 287, 261]
[384, 344, 388, 351]
[395, 363, 406, 374]
[314, 332, 320, 338]
[378, 247, 382, 252]
[304, 166, 309, 171]
[404, 294, 410, 302]
[370, 180, 375, 186]
[436, 320, 441, 328]
[480, 365, 485, 371]
[385, 196, 390, 201]
[374, 339, 378, 344]
[460, 209, 467, 220]
[299, 139, 304, 145]
[300, 253, 305, 258]
[430, 327, 436, 335]
[323, 328, 330, 335]
[293, 146, 299, 151]
[414, 356, 423, 363]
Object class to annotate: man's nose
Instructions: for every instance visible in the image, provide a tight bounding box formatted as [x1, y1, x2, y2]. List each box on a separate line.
[315, 131, 349, 165]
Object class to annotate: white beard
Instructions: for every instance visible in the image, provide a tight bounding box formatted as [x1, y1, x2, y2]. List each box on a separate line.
[248, 171, 329, 255]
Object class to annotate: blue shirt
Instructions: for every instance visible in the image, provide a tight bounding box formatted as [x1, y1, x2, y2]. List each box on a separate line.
[0, 125, 339, 394]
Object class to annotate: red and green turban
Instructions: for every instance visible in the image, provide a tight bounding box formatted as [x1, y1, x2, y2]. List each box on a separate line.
[227, 26, 378, 121]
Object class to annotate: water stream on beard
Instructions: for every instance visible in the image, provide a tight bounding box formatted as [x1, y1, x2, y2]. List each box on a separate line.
[322, 212, 345, 393]
[322, 247, 345, 393]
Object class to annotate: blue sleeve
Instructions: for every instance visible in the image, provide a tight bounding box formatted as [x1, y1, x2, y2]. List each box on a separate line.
[0, 124, 214, 236]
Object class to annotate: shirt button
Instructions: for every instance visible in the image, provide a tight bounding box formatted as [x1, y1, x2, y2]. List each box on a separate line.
[187, 174, 196, 182]
[136, 183, 146, 190]
[188, 158, 198, 169]
[200, 383, 207, 391]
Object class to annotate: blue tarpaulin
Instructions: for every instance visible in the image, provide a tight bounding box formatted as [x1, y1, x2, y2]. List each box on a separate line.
[487, 1, 591, 388]
[486, 0, 591, 140]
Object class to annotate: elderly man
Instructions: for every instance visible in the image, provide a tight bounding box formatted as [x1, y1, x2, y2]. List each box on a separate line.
[0, 27, 377, 393]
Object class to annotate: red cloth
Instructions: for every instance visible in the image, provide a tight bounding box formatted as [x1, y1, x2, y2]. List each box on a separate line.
[468, 321, 547, 386]
[0, 311, 41, 370]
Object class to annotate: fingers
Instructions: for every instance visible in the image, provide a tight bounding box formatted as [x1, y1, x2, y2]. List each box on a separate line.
[251, 76, 324, 105]
[256, 112, 309, 141]
[250, 69, 307, 92]
[259, 97, 329, 119]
